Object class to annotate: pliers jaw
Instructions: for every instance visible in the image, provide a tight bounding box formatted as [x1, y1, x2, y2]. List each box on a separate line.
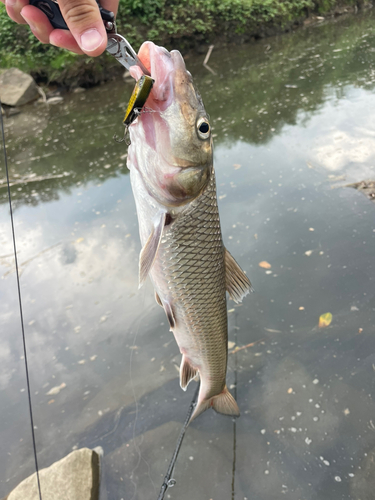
[106, 32, 150, 76]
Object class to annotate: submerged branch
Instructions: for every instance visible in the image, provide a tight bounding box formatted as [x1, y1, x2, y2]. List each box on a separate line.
[203, 45, 216, 75]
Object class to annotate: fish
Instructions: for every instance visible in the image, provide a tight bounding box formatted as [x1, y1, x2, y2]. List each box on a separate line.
[127, 42, 251, 421]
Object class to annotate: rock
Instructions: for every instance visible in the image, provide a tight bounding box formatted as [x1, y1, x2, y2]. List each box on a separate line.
[72, 87, 86, 93]
[4, 448, 100, 500]
[0, 68, 39, 107]
[1, 105, 21, 117]
[46, 96, 64, 105]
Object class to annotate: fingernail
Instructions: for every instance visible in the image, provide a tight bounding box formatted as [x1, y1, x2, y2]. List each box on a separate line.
[80, 29, 103, 52]
[6, 0, 17, 6]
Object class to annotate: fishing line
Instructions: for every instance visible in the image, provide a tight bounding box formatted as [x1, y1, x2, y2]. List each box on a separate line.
[129, 289, 157, 500]
[157, 381, 200, 500]
[0, 102, 42, 500]
[231, 313, 239, 500]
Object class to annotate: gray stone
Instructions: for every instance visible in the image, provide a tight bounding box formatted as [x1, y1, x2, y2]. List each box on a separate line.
[46, 96, 64, 105]
[5, 448, 100, 500]
[0, 68, 39, 107]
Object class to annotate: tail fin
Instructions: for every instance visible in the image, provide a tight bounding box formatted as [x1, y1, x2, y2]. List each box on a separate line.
[190, 385, 240, 422]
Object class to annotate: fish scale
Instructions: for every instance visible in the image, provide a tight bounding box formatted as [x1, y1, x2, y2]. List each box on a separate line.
[153, 168, 228, 397]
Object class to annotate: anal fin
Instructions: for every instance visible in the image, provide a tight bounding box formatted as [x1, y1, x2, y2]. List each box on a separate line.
[180, 355, 198, 391]
[139, 212, 166, 288]
[225, 248, 253, 304]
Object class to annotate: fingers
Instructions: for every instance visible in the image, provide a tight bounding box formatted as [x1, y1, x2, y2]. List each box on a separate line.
[54, 0, 119, 55]
[6, 0, 120, 56]
[49, 29, 84, 55]
[20, 5, 53, 44]
[52, 0, 119, 55]
[5, 0, 29, 24]
[56, 0, 107, 56]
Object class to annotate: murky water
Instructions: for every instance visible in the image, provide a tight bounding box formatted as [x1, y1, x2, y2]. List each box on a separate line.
[1, 9, 375, 500]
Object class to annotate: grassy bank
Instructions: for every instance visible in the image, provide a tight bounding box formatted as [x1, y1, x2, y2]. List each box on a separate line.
[0, 0, 370, 87]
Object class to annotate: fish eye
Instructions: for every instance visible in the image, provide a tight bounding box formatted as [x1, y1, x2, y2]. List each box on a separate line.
[196, 117, 210, 140]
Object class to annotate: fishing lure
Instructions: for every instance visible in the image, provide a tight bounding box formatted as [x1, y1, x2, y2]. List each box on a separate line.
[123, 75, 155, 126]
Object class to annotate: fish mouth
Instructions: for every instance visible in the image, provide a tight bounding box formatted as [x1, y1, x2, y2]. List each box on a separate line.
[129, 42, 193, 167]
[129, 42, 184, 112]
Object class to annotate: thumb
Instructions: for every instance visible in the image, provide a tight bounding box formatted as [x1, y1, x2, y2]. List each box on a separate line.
[58, 0, 108, 56]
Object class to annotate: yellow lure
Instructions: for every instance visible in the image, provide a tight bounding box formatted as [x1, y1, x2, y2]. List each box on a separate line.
[123, 75, 154, 126]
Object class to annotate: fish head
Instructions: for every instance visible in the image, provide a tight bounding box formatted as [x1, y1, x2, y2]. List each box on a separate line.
[128, 42, 213, 207]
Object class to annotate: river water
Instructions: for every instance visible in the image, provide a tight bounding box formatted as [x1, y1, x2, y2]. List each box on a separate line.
[1, 9, 375, 500]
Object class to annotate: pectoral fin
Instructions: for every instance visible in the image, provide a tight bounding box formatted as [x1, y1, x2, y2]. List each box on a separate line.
[164, 301, 176, 331]
[155, 292, 176, 330]
[225, 248, 253, 303]
[139, 212, 166, 288]
[180, 355, 198, 391]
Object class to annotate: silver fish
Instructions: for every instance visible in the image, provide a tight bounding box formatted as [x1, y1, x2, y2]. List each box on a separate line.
[127, 42, 251, 421]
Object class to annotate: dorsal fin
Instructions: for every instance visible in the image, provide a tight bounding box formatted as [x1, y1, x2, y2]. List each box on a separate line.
[225, 248, 253, 303]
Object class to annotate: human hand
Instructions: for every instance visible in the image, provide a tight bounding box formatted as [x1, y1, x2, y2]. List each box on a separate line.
[1, 0, 119, 56]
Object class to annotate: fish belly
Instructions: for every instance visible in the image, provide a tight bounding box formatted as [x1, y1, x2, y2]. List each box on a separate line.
[150, 169, 228, 400]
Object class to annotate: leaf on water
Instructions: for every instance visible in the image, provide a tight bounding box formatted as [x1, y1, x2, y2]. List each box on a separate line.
[76, 237, 84, 244]
[45, 382, 66, 396]
[233, 164, 241, 170]
[259, 261, 271, 269]
[228, 341, 236, 349]
[318, 312, 332, 328]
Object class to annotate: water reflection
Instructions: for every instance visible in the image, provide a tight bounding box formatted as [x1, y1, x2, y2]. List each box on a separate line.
[1, 8, 375, 500]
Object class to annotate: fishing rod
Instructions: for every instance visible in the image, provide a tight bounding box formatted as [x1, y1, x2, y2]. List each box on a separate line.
[0, 101, 43, 500]
[157, 382, 200, 500]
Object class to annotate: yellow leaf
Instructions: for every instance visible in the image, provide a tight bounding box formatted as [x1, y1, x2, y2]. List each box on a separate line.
[259, 261, 271, 269]
[319, 312, 332, 328]
[76, 237, 84, 244]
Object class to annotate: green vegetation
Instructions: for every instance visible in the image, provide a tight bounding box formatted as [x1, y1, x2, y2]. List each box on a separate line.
[2, 6, 374, 209]
[0, 0, 364, 85]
